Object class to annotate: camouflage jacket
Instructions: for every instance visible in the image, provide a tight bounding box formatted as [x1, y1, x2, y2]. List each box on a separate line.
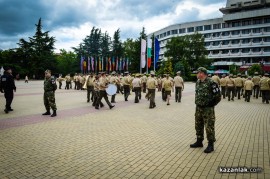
[195, 77, 221, 107]
[44, 77, 57, 92]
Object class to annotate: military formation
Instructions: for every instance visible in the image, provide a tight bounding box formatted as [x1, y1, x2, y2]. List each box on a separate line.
[209, 71, 270, 103]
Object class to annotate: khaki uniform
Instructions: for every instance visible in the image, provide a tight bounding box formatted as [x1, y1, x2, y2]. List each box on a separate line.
[220, 77, 227, 99]
[226, 78, 235, 101]
[174, 75, 184, 102]
[109, 76, 119, 103]
[146, 77, 157, 108]
[252, 76, 261, 98]
[132, 77, 142, 103]
[141, 75, 147, 93]
[211, 75, 220, 86]
[234, 77, 244, 99]
[96, 76, 113, 108]
[86, 76, 94, 102]
[65, 75, 71, 90]
[244, 80, 254, 102]
[259, 77, 270, 103]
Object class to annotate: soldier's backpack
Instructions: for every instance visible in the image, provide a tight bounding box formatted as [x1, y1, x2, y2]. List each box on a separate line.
[51, 76, 57, 91]
[209, 80, 221, 106]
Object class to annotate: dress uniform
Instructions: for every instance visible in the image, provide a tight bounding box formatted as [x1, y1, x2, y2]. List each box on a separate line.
[141, 73, 147, 93]
[173, 71, 184, 103]
[132, 74, 141, 103]
[220, 74, 227, 99]
[86, 74, 94, 102]
[123, 72, 131, 101]
[226, 74, 235, 101]
[43, 70, 57, 117]
[109, 71, 119, 103]
[163, 75, 173, 105]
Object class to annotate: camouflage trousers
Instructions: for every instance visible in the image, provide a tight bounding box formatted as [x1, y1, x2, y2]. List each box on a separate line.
[44, 91, 57, 111]
[195, 106, 216, 142]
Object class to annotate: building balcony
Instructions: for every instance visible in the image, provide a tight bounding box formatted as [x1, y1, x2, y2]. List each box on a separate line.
[208, 50, 270, 59]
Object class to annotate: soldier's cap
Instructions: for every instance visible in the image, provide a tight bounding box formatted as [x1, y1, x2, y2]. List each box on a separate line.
[229, 74, 233, 77]
[222, 74, 226, 77]
[264, 73, 269, 76]
[248, 76, 252, 79]
[197, 67, 207, 74]
[100, 71, 105, 74]
[45, 69, 51, 74]
[176, 71, 181, 74]
[124, 71, 129, 74]
[136, 74, 140, 77]
[237, 73, 241, 76]
[111, 71, 116, 75]
[144, 72, 146, 75]
[150, 71, 155, 75]
[254, 72, 259, 75]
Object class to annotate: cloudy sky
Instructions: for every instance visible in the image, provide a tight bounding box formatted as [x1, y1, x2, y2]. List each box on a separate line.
[0, 0, 226, 52]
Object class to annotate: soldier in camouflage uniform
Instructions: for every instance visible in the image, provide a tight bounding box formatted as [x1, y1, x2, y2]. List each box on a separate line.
[190, 67, 221, 153]
[43, 70, 57, 117]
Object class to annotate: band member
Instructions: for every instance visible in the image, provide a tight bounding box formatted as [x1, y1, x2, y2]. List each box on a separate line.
[147, 71, 158, 109]
[132, 74, 142, 103]
[109, 71, 119, 103]
[123, 72, 131, 101]
[86, 73, 94, 102]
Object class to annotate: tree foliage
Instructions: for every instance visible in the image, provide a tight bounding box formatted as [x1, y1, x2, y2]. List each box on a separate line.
[248, 64, 263, 76]
[56, 49, 78, 75]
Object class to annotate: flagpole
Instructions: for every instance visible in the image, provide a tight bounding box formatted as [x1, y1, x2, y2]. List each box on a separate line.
[140, 38, 142, 74]
[154, 37, 156, 72]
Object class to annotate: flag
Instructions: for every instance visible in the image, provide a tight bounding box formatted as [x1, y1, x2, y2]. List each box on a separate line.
[116, 57, 118, 71]
[154, 38, 160, 69]
[88, 57, 90, 72]
[147, 39, 152, 68]
[91, 57, 94, 71]
[80, 56, 84, 73]
[99, 57, 101, 71]
[112, 57, 115, 71]
[141, 39, 146, 68]
[108, 57, 111, 71]
[126, 58, 129, 71]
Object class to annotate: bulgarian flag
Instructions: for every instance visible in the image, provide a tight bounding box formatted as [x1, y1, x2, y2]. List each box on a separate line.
[147, 39, 152, 68]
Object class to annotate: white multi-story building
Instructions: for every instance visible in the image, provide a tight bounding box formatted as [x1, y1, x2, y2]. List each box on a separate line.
[150, 0, 270, 72]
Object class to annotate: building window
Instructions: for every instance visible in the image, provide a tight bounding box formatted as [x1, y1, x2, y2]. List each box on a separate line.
[212, 50, 219, 54]
[160, 34, 163, 38]
[242, 20, 252, 26]
[222, 31, 230, 36]
[264, 47, 270, 52]
[213, 33, 220, 38]
[222, 23, 230, 28]
[223, 40, 230, 45]
[264, 17, 270, 23]
[242, 39, 250, 44]
[205, 42, 211, 46]
[172, 30, 178, 35]
[163, 32, 167, 37]
[231, 40, 240, 44]
[196, 26, 203, 31]
[232, 30, 240, 35]
[179, 28, 186, 34]
[187, 27, 194, 33]
[204, 25, 211, 31]
[204, 33, 211, 38]
[213, 41, 220, 46]
[213, 23, 221, 29]
[222, 50, 229, 54]
[253, 19, 262, 25]
[264, 27, 270, 32]
[231, 49, 239, 54]
[242, 48, 250, 53]
[242, 29, 251, 34]
[264, 37, 270, 42]
[156, 35, 159, 39]
[232, 21, 241, 27]
[253, 38, 261, 43]
[252, 48, 261, 52]
[253, 28, 262, 33]
[167, 31, 171, 36]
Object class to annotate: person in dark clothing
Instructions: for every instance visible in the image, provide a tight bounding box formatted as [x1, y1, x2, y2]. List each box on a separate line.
[0, 67, 16, 114]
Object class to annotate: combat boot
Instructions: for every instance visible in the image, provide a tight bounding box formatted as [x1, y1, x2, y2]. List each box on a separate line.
[42, 110, 51, 115]
[51, 110, 57, 117]
[190, 139, 203, 148]
[204, 142, 214, 153]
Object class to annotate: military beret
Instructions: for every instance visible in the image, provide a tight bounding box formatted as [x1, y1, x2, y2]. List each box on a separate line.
[197, 67, 207, 74]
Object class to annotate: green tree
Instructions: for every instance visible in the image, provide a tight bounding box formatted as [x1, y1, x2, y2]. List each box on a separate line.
[17, 18, 56, 78]
[112, 29, 123, 58]
[248, 64, 263, 76]
[157, 58, 174, 76]
[56, 49, 78, 75]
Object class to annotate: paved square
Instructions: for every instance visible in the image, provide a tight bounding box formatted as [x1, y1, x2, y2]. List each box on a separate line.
[0, 80, 269, 178]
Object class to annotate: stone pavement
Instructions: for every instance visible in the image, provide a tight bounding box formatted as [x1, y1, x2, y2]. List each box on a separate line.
[0, 80, 269, 179]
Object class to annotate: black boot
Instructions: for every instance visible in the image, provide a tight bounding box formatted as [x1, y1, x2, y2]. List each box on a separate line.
[190, 139, 203, 148]
[42, 110, 51, 115]
[51, 110, 57, 117]
[109, 105, 115, 109]
[204, 142, 214, 153]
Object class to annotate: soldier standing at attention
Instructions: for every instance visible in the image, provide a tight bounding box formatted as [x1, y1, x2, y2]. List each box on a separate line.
[132, 74, 141, 103]
[65, 74, 71, 90]
[146, 71, 158, 109]
[0, 67, 16, 114]
[252, 72, 261, 99]
[123, 72, 131, 101]
[163, 74, 173, 105]
[190, 67, 221, 153]
[234, 73, 244, 99]
[173, 71, 184, 103]
[42, 70, 57, 117]
[141, 73, 147, 93]
[96, 72, 115, 109]
[244, 77, 254, 102]
[220, 74, 227, 99]
[226, 74, 235, 101]
[259, 73, 270, 104]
